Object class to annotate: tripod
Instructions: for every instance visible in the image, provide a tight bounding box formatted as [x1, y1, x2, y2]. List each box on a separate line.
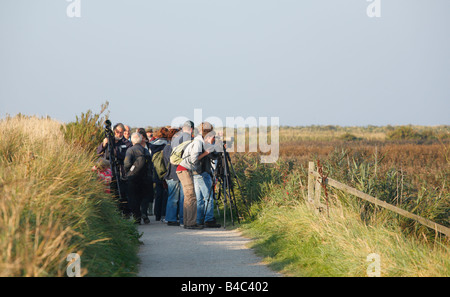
[104, 120, 123, 202]
[204, 143, 250, 229]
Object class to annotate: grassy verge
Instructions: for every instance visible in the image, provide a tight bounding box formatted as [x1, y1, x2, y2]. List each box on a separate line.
[0, 115, 140, 276]
[234, 154, 449, 277]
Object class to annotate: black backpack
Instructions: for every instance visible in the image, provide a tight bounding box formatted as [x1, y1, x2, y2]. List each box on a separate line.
[127, 152, 151, 181]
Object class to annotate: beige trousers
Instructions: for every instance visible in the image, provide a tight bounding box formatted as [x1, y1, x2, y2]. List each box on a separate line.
[176, 170, 197, 226]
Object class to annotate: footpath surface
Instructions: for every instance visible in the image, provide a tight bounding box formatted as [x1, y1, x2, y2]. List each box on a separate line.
[137, 216, 281, 277]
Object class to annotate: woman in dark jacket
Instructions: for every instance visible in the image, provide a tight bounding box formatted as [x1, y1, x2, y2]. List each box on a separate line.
[124, 132, 153, 224]
[148, 127, 169, 222]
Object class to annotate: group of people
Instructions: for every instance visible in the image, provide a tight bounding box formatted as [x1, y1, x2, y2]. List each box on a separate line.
[95, 120, 222, 229]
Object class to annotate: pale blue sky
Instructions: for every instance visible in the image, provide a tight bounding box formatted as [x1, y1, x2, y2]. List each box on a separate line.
[0, 0, 449, 127]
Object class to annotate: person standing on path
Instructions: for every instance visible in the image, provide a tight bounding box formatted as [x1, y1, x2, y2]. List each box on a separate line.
[96, 122, 132, 217]
[124, 132, 153, 224]
[191, 123, 221, 228]
[175, 120, 203, 229]
[148, 127, 169, 222]
[163, 128, 184, 226]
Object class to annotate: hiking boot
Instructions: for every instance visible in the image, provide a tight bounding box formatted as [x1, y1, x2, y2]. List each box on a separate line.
[183, 224, 204, 230]
[205, 220, 221, 228]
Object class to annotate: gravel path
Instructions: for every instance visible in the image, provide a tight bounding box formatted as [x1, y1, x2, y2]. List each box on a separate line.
[137, 216, 281, 277]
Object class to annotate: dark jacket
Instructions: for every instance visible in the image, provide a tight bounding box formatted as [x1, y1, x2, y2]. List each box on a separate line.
[97, 137, 132, 165]
[163, 143, 177, 181]
[148, 138, 168, 155]
[124, 144, 153, 183]
[200, 151, 219, 177]
[97, 137, 132, 179]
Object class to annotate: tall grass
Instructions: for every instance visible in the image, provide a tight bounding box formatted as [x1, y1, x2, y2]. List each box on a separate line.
[242, 189, 449, 276]
[234, 152, 449, 276]
[0, 115, 140, 276]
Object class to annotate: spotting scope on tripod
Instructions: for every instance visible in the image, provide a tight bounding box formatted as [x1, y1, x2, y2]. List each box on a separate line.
[206, 138, 251, 229]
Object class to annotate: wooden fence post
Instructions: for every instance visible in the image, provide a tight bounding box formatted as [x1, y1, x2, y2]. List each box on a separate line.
[314, 174, 322, 206]
[308, 162, 315, 204]
[307, 159, 450, 237]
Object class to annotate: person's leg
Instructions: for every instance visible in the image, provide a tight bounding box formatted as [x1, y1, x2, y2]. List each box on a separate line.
[154, 182, 164, 221]
[179, 184, 184, 225]
[161, 183, 168, 221]
[111, 178, 130, 217]
[140, 179, 153, 224]
[127, 181, 141, 224]
[201, 172, 216, 223]
[120, 179, 131, 216]
[176, 170, 198, 228]
[140, 193, 150, 222]
[148, 185, 154, 216]
[193, 174, 206, 225]
[165, 179, 180, 223]
[136, 181, 145, 223]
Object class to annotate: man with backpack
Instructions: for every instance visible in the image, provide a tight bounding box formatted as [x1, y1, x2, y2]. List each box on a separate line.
[124, 132, 153, 224]
[192, 124, 221, 228]
[171, 120, 204, 229]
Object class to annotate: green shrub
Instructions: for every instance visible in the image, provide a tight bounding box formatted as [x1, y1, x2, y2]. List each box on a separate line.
[339, 133, 360, 141]
[387, 126, 420, 140]
[387, 126, 437, 143]
[61, 102, 109, 153]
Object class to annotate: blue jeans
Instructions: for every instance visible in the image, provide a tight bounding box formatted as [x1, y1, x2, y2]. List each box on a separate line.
[165, 179, 184, 224]
[193, 172, 215, 224]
